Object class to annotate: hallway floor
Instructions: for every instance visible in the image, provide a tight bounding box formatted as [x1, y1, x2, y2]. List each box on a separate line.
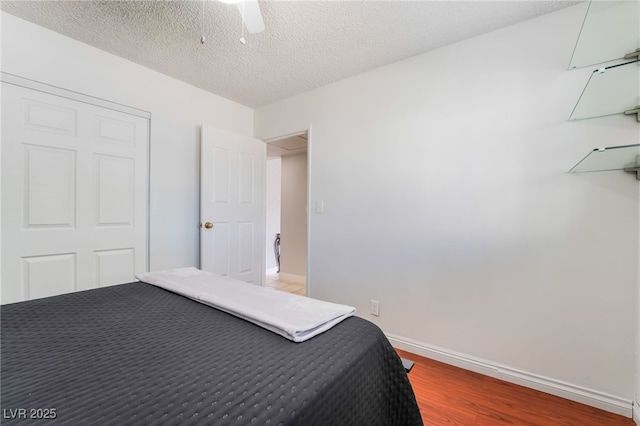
[266, 273, 306, 296]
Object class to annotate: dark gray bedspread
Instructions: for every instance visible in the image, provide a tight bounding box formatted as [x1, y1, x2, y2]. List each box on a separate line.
[1, 282, 423, 425]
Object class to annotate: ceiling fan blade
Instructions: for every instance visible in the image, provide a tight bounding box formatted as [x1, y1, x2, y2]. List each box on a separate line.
[236, 0, 265, 34]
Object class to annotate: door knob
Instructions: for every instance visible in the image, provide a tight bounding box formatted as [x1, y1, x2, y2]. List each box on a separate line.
[204, 221, 214, 229]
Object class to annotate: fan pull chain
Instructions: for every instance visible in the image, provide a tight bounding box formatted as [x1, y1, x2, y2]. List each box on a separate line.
[200, 0, 206, 44]
[239, 0, 246, 44]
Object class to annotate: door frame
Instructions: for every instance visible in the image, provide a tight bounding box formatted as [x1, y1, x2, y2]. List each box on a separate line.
[0, 72, 152, 273]
[263, 126, 313, 296]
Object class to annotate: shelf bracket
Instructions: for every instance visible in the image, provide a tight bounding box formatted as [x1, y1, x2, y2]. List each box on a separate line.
[623, 48, 640, 60]
[623, 106, 640, 122]
[623, 155, 640, 181]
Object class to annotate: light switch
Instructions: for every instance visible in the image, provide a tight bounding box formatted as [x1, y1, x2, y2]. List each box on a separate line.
[315, 200, 324, 214]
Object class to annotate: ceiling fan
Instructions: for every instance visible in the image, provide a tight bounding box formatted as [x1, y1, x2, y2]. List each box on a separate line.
[219, 0, 265, 34]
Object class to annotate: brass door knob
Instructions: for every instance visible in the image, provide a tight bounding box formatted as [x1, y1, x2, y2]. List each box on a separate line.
[204, 221, 214, 229]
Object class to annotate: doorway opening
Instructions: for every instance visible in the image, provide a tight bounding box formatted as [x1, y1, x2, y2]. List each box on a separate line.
[264, 131, 308, 296]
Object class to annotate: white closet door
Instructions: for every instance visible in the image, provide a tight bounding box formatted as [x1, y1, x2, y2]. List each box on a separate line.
[1, 82, 149, 304]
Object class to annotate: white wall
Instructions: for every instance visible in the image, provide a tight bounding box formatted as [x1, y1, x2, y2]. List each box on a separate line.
[1, 12, 254, 272]
[280, 153, 308, 279]
[256, 3, 638, 413]
[266, 158, 282, 271]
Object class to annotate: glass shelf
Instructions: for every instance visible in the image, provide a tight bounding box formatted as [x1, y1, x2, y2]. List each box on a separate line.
[569, 144, 640, 176]
[569, 0, 640, 70]
[569, 60, 640, 121]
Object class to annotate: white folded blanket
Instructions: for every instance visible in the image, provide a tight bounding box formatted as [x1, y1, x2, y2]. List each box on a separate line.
[136, 267, 356, 342]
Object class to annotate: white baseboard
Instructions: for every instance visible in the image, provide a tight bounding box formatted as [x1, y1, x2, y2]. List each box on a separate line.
[633, 400, 640, 425]
[277, 272, 306, 285]
[265, 267, 278, 275]
[387, 333, 633, 418]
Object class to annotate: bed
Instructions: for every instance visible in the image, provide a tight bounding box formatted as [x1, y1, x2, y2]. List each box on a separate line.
[1, 279, 423, 425]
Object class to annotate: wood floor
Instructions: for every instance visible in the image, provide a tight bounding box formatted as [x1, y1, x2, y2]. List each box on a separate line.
[396, 349, 635, 426]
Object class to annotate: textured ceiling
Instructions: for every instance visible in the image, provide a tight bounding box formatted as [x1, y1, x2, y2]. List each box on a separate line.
[1, 0, 581, 108]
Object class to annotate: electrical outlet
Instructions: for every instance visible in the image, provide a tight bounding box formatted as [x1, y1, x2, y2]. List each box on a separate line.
[370, 299, 380, 317]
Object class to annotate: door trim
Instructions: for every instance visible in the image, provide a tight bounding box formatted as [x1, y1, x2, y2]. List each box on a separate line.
[1, 72, 151, 119]
[306, 126, 313, 297]
[1, 72, 152, 273]
[264, 127, 312, 296]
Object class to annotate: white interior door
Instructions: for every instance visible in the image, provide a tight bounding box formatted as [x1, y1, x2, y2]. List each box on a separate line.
[200, 125, 265, 285]
[1, 81, 149, 304]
